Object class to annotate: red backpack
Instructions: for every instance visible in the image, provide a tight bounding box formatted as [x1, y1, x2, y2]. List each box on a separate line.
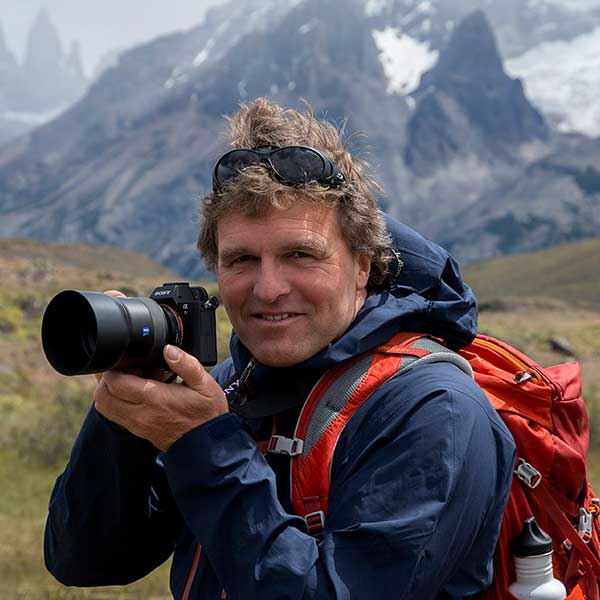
[264, 332, 600, 599]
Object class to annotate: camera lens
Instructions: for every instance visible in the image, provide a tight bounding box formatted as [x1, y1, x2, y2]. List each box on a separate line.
[80, 327, 97, 360]
[41, 291, 171, 375]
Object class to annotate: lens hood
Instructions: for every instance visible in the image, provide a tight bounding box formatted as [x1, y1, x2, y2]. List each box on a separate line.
[41, 290, 168, 375]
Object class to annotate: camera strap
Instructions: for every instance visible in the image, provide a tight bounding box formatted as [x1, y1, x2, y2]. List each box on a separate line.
[223, 359, 258, 414]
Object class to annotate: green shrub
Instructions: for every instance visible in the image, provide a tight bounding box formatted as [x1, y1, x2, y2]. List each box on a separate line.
[0, 301, 23, 335]
[5, 382, 93, 468]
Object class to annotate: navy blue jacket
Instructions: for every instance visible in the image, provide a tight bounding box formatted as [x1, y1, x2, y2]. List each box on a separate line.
[44, 218, 516, 599]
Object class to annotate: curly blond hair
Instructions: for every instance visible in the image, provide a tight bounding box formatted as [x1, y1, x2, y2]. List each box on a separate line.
[197, 98, 391, 287]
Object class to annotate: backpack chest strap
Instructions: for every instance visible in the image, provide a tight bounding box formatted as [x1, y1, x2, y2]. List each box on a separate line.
[288, 334, 472, 535]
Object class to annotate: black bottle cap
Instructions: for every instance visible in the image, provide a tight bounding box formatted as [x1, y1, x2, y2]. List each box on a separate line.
[511, 516, 553, 557]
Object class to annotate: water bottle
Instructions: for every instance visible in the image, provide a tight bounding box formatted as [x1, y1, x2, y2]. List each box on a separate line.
[508, 517, 566, 600]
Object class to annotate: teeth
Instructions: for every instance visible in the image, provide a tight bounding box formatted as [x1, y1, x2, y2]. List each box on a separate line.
[262, 313, 290, 321]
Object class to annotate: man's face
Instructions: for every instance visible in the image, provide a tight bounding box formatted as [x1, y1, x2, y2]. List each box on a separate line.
[217, 201, 371, 367]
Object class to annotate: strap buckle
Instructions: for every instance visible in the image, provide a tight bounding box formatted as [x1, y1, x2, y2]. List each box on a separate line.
[267, 435, 304, 457]
[304, 510, 325, 535]
[514, 370, 537, 384]
[579, 508, 593, 544]
[515, 458, 542, 489]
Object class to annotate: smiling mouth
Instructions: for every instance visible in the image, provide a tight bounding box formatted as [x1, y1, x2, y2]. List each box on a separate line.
[255, 313, 298, 321]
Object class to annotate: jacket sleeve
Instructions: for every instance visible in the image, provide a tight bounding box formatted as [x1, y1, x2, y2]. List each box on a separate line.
[44, 405, 183, 586]
[162, 364, 516, 599]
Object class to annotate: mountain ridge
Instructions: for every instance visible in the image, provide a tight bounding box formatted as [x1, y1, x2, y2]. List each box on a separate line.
[4, 234, 599, 309]
[0, 1, 598, 277]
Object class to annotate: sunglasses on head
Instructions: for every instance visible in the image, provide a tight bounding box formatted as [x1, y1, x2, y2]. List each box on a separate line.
[212, 145, 347, 194]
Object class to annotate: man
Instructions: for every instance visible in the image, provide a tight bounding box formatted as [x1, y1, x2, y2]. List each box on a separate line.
[45, 98, 515, 599]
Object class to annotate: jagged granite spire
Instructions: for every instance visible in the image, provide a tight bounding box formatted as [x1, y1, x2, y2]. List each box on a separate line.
[66, 41, 86, 79]
[432, 9, 505, 78]
[23, 9, 63, 74]
[0, 20, 16, 61]
[0, 21, 20, 110]
[18, 9, 87, 112]
[406, 10, 549, 174]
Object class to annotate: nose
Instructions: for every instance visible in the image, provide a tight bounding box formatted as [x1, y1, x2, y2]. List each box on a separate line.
[252, 258, 290, 304]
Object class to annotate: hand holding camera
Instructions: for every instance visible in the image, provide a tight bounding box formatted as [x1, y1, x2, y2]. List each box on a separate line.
[41, 282, 226, 450]
[94, 342, 228, 451]
[42, 282, 218, 376]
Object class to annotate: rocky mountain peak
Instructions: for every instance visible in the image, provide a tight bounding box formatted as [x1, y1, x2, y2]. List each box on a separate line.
[433, 10, 504, 83]
[406, 9, 549, 175]
[0, 21, 18, 71]
[0, 0, 597, 277]
[0, 21, 12, 57]
[23, 9, 63, 72]
[0, 21, 21, 110]
[180, 0, 387, 120]
[65, 41, 85, 78]
[18, 9, 87, 113]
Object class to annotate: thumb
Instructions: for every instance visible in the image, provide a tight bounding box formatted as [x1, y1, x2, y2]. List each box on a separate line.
[163, 345, 208, 393]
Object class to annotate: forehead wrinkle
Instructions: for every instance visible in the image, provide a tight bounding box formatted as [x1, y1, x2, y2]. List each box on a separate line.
[216, 202, 342, 262]
[281, 237, 329, 252]
[218, 236, 329, 262]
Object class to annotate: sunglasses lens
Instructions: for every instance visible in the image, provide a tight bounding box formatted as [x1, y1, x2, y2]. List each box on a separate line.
[215, 150, 259, 188]
[270, 147, 325, 184]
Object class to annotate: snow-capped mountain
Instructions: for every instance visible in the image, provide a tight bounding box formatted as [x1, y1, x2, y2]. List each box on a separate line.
[0, 0, 598, 274]
[365, 0, 600, 136]
[0, 0, 406, 277]
[506, 27, 600, 135]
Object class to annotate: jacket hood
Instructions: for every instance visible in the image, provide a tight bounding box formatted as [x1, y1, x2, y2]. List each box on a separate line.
[228, 215, 478, 376]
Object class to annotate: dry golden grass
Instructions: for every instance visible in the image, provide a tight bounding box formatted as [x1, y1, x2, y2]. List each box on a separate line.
[1, 237, 599, 598]
[0, 240, 226, 599]
[464, 237, 600, 309]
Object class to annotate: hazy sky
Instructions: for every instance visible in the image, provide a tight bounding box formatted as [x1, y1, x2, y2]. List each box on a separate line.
[0, 0, 225, 76]
[2, 0, 600, 77]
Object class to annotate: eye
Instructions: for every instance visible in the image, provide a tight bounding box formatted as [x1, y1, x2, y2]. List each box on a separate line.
[232, 255, 256, 264]
[221, 254, 257, 268]
[288, 251, 312, 259]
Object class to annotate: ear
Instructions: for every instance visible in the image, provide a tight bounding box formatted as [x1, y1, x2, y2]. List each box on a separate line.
[355, 254, 371, 290]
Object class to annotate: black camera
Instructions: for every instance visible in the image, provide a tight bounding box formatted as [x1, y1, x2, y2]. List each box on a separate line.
[41, 282, 218, 376]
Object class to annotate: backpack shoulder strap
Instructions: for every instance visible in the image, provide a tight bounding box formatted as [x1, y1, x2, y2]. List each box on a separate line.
[283, 332, 472, 534]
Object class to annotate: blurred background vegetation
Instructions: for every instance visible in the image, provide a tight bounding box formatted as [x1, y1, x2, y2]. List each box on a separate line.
[0, 237, 599, 599]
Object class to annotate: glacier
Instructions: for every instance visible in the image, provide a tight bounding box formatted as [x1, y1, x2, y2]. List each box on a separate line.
[372, 27, 438, 95]
[507, 26, 600, 136]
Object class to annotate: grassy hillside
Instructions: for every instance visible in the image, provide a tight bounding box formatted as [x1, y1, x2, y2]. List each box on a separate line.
[1, 237, 599, 599]
[0, 238, 180, 278]
[463, 237, 600, 308]
[0, 239, 228, 600]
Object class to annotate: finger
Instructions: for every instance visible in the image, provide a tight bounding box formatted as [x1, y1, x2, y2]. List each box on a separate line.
[102, 370, 157, 405]
[103, 289, 127, 298]
[94, 382, 144, 433]
[94, 369, 139, 382]
[163, 345, 210, 394]
[140, 366, 175, 382]
[95, 363, 141, 383]
[119, 365, 173, 382]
